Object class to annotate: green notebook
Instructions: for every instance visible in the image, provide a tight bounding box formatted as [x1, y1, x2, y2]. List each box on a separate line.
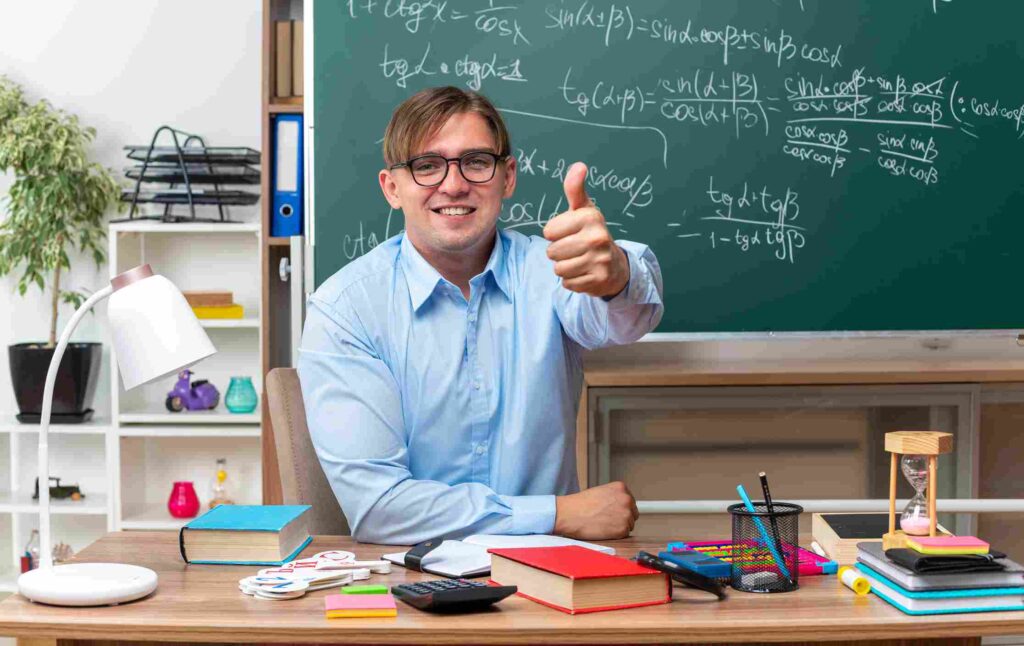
[179, 505, 312, 565]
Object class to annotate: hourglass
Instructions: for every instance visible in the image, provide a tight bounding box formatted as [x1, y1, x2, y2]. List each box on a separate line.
[883, 431, 953, 550]
[900, 454, 932, 535]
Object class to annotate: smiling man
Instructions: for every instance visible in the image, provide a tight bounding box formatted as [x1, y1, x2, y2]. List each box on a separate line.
[298, 86, 663, 545]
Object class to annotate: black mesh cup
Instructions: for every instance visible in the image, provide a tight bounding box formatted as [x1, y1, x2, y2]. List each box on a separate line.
[727, 501, 803, 593]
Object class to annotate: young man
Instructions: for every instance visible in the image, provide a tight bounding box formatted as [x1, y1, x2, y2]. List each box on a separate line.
[298, 86, 663, 545]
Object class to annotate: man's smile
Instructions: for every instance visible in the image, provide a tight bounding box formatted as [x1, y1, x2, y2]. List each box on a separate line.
[431, 206, 476, 216]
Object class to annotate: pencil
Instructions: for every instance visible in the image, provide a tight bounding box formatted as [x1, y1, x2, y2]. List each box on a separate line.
[759, 471, 785, 559]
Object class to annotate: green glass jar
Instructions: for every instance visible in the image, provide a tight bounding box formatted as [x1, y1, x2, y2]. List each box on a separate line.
[224, 376, 258, 414]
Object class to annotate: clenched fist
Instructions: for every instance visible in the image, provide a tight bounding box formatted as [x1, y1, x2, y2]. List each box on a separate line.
[553, 481, 640, 540]
[543, 162, 630, 298]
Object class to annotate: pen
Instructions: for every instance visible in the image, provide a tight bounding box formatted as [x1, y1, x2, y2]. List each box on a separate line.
[737, 484, 792, 582]
[759, 471, 784, 556]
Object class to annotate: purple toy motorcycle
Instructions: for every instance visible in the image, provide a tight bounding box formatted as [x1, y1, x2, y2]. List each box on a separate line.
[165, 369, 220, 412]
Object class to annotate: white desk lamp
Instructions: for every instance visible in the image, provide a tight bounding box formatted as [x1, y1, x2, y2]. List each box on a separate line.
[18, 264, 216, 606]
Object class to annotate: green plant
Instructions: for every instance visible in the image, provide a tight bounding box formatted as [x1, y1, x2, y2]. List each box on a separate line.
[0, 76, 121, 347]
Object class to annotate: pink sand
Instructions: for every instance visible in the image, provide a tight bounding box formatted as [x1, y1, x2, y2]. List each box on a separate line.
[901, 516, 932, 535]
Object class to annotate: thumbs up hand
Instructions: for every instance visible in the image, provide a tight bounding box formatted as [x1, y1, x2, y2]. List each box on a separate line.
[543, 162, 630, 298]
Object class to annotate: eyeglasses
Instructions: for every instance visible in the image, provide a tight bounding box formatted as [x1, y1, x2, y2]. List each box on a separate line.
[390, 151, 507, 187]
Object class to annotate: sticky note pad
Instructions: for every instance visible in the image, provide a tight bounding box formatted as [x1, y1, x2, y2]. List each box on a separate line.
[325, 593, 397, 618]
[342, 585, 389, 595]
[906, 536, 989, 556]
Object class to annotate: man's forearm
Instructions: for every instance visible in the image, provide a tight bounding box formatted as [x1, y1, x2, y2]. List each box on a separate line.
[342, 475, 556, 545]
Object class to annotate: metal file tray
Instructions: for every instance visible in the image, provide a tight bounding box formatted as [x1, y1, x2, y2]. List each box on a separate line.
[120, 189, 260, 206]
[124, 164, 261, 185]
[124, 146, 260, 165]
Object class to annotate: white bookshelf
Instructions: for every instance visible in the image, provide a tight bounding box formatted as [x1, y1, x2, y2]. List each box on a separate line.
[0, 425, 113, 587]
[109, 221, 264, 533]
[0, 492, 109, 516]
[118, 425, 261, 438]
[118, 410, 261, 425]
[0, 220, 266, 582]
[0, 415, 112, 435]
[200, 317, 260, 329]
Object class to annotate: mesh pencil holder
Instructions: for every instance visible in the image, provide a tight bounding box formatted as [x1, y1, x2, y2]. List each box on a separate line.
[727, 501, 803, 593]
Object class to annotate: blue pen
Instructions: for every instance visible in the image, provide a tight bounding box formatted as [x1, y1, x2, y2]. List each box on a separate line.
[736, 484, 792, 581]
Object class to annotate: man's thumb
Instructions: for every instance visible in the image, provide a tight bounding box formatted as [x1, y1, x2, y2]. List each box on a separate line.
[563, 162, 591, 211]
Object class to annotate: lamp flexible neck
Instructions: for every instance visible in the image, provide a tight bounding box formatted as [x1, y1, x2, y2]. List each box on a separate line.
[37, 284, 113, 570]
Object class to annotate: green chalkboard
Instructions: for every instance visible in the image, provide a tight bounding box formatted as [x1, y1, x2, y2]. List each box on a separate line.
[311, 0, 1024, 333]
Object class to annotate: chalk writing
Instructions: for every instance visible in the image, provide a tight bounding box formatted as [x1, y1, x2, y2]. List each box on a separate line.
[544, 3, 843, 69]
[380, 43, 526, 90]
[677, 176, 807, 263]
[514, 147, 655, 220]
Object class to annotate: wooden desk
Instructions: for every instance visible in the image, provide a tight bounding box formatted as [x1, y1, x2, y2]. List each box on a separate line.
[2, 533, 1023, 645]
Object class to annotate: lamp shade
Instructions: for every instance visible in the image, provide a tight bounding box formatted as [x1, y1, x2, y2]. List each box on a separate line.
[107, 265, 216, 390]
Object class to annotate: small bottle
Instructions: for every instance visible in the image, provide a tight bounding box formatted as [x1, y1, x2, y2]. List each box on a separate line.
[209, 457, 235, 509]
[22, 529, 40, 572]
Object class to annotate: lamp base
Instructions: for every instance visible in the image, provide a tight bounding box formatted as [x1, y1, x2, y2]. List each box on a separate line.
[18, 563, 157, 606]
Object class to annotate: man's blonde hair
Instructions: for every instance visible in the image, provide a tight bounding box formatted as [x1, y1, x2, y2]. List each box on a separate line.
[382, 86, 511, 166]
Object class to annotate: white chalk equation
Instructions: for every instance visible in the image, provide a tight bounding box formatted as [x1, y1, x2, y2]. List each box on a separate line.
[347, 0, 530, 44]
[671, 176, 806, 264]
[380, 43, 526, 91]
[544, 3, 844, 70]
[331, 0, 1023, 273]
[559, 68, 779, 137]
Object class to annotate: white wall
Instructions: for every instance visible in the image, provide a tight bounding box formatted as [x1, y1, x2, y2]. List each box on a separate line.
[0, 0, 262, 418]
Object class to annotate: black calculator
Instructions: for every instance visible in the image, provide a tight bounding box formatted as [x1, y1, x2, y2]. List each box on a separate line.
[391, 578, 517, 613]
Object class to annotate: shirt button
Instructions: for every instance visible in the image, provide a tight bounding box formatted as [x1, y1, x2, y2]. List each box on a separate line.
[475, 445, 486, 455]
[473, 381, 481, 390]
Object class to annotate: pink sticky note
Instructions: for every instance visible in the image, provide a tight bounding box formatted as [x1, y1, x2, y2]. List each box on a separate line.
[325, 593, 396, 612]
[912, 536, 989, 550]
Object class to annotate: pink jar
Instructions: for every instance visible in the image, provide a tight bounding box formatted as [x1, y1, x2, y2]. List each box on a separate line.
[167, 481, 200, 518]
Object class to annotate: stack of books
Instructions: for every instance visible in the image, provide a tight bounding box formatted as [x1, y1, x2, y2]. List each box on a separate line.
[855, 537, 1024, 615]
[274, 19, 303, 100]
[183, 290, 244, 319]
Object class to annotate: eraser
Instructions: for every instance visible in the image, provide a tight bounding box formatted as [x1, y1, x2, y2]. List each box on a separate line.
[342, 584, 389, 594]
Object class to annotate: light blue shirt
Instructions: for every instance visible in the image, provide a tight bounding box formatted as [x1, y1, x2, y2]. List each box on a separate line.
[298, 229, 663, 545]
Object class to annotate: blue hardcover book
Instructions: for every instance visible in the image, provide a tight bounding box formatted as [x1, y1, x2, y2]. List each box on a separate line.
[856, 563, 1024, 616]
[179, 505, 312, 565]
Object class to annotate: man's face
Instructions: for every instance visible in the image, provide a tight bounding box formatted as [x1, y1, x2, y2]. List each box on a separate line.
[379, 111, 516, 260]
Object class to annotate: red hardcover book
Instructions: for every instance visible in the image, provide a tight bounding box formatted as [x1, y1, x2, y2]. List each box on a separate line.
[488, 546, 670, 615]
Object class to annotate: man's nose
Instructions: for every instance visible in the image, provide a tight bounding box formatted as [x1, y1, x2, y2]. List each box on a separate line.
[437, 159, 469, 194]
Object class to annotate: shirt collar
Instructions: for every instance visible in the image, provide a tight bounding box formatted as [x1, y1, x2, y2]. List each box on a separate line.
[399, 230, 512, 313]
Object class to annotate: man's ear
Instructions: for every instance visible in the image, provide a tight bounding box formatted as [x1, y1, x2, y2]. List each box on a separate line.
[501, 155, 517, 199]
[379, 169, 403, 209]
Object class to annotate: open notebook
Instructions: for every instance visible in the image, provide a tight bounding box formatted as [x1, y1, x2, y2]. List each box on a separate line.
[382, 535, 616, 578]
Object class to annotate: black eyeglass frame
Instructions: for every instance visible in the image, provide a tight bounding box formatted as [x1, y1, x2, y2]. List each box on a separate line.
[389, 151, 510, 187]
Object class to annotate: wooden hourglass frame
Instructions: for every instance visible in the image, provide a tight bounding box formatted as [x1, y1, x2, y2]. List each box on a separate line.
[882, 431, 954, 550]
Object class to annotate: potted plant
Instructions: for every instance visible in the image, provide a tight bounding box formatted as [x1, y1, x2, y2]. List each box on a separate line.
[0, 76, 121, 423]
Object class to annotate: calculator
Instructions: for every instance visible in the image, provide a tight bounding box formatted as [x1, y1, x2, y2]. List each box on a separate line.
[391, 578, 517, 612]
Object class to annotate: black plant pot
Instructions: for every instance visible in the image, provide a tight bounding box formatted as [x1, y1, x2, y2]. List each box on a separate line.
[8, 342, 102, 423]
